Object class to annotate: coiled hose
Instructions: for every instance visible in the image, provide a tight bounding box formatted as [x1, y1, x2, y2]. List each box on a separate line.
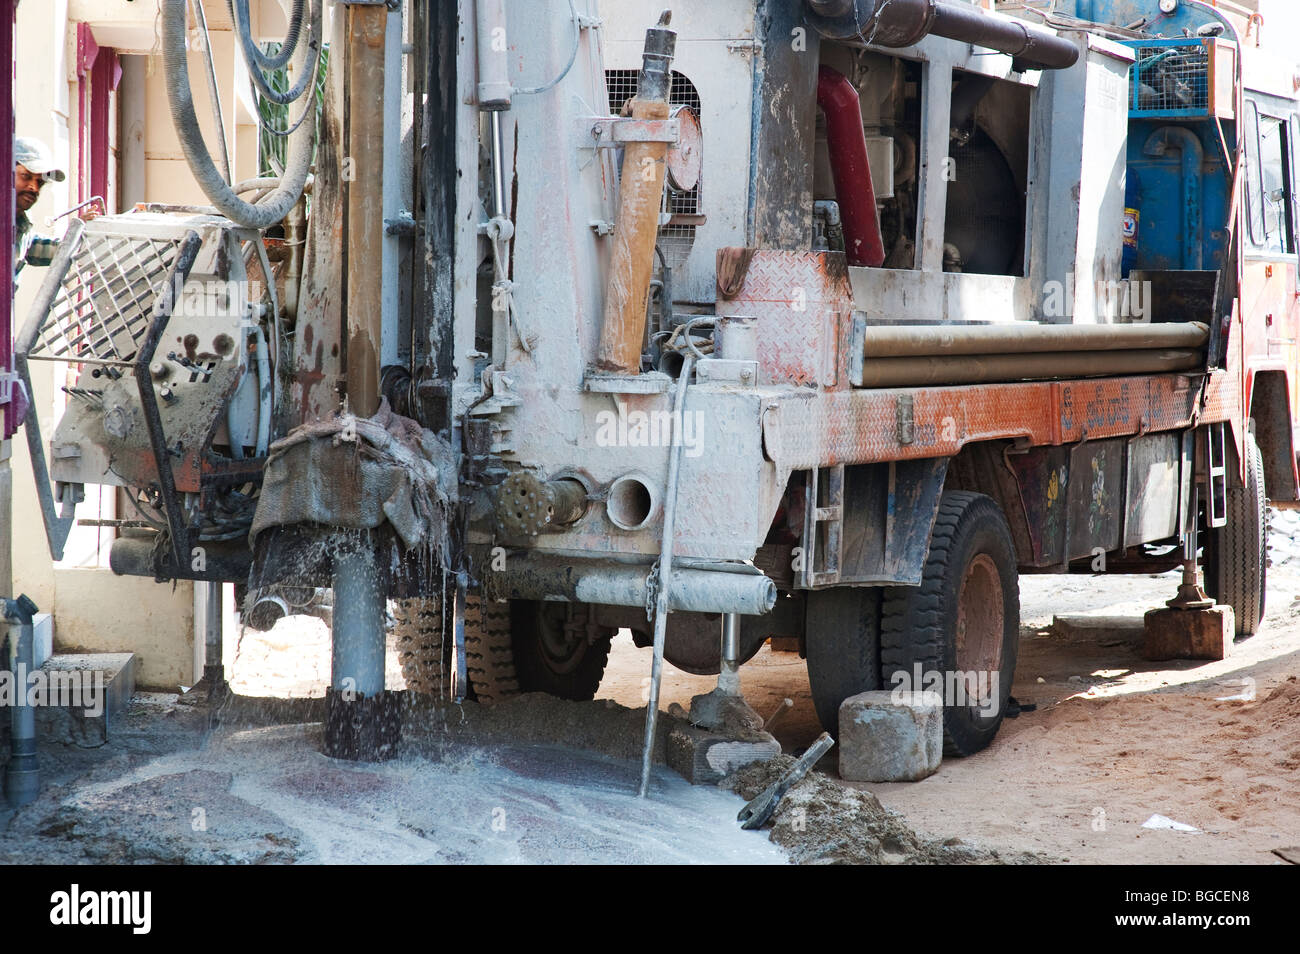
[162, 0, 318, 229]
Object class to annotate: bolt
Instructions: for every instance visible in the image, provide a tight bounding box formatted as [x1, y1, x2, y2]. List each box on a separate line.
[160, 386, 175, 402]
[151, 362, 168, 380]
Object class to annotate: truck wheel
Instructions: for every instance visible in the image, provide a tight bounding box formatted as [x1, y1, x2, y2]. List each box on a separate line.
[1204, 433, 1268, 636]
[466, 598, 612, 704]
[804, 586, 881, 735]
[880, 491, 1019, 757]
[395, 597, 448, 695]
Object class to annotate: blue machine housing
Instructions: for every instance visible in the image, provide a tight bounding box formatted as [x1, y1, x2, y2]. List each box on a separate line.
[1125, 114, 1233, 273]
[1059, 1, 1238, 275]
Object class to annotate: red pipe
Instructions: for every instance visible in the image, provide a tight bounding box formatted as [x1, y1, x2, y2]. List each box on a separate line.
[817, 65, 886, 268]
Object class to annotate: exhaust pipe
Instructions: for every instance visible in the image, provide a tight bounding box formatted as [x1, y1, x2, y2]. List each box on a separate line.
[817, 66, 886, 267]
[805, 0, 1079, 72]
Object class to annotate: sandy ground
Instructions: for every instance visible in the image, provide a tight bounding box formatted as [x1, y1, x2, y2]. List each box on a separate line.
[3, 512, 1297, 864]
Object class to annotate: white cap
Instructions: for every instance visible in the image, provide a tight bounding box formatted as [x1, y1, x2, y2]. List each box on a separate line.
[14, 136, 66, 182]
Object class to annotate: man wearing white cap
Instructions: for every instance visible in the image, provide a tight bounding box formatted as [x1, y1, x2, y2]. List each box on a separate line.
[13, 135, 68, 285]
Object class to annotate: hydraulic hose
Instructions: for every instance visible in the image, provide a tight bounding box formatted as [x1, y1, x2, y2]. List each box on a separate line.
[162, 0, 317, 229]
[234, 0, 306, 72]
[233, 0, 324, 106]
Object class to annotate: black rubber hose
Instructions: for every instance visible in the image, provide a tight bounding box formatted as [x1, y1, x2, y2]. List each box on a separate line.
[804, 0, 1080, 71]
[234, 0, 323, 106]
[234, 0, 306, 71]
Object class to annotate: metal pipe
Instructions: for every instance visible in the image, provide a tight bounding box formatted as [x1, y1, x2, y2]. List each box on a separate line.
[110, 536, 254, 582]
[1144, 127, 1204, 271]
[596, 12, 677, 374]
[817, 66, 886, 267]
[863, 321, 1210, 358]
[476, 0, 513, 110]
[855, 348, 1204, 388]
[381, 2, 404, 369]
[331, 546, 386, 700]
[804, 0, 1079, 72]
[929, 0, 1078, 71]
[640, 350, 696, 798]
[492, 559, 778, 616]
[4, 596, 40, 807]
[719, 612, 741, 697]
[198, 580, 224, 683]
[490, 111, 507, 220]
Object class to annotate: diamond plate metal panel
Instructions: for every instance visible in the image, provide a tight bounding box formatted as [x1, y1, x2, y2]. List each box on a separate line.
[716, 249, 855, 389]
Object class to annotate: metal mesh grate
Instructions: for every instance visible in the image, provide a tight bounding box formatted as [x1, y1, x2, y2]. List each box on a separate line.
[1132, 42, 1210, 114]
[607, 69, 702, 223]
[28, 229, 185, 365]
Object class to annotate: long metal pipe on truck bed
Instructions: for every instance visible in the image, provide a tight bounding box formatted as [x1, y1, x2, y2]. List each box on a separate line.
[491, 560, 778, 616]
[804, 0, 1079, 71]
[856, 348, 1204, 388]
[863, 321, 1209, 358]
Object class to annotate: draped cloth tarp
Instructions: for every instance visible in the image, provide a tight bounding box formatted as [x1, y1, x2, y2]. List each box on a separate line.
[250, 400, 456, 557]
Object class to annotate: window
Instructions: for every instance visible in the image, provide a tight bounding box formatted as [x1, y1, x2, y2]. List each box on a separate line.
[1245, 99, 1295, 254]
[1258, 115, 1293, 253]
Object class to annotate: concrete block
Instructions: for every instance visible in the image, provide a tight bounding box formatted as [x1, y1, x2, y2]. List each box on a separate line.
[666, 723, 781, 785]
[1142, 606, 1233, 661]
[33, 652, 136, 746]
[839, 690, 943, 783]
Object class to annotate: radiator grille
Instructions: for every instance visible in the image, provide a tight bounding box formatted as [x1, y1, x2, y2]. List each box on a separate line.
[1130, 40, 1211, 116]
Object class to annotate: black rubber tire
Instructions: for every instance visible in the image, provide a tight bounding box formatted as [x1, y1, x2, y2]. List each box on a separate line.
[466, 598, 612, 704]
[880, 491, 1020, 757]
[394, 596, 448, 695]
[1204, 433, 1267, 637]
[463, 594, 521, 705]
[804, 586, 882, 736]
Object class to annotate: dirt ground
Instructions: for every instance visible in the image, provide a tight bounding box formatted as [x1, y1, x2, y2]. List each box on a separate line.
[216, 506, 1300, 863]
[3, 511, 1298, 864]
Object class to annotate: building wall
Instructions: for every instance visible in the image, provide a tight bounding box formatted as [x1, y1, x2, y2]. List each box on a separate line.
[11, 0, 279, 687]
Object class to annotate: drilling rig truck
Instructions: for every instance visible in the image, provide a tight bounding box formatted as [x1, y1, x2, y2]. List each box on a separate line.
[10, 0, 1299, 778]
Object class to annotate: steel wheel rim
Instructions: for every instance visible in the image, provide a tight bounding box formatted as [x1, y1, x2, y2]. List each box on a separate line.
[955, 552, 1004, 707]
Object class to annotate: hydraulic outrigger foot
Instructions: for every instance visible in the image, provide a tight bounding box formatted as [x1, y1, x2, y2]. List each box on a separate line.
[664, 612, 781, 785]
[1143, 498, 1234, 661]
[181, 582, 231, 705]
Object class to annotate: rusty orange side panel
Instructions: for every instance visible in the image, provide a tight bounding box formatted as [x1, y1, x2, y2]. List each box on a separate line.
[770, 374, 1214, 470]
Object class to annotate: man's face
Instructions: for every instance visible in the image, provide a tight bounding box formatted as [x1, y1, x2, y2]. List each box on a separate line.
[15, 164, 45, 212]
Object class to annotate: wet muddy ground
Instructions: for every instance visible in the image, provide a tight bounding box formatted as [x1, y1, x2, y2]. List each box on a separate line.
[3, 510, 1298, 864]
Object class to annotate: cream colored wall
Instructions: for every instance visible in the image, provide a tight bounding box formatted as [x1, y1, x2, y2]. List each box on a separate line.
[11, 1, 283, 688]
